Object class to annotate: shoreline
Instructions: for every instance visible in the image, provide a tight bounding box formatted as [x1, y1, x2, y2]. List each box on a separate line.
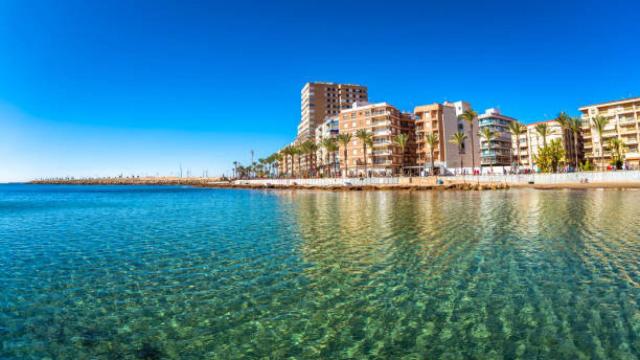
[27, 178, 640, 191]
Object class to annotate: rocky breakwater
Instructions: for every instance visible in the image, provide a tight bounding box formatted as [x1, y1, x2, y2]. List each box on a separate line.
[31, 177, 220, 186]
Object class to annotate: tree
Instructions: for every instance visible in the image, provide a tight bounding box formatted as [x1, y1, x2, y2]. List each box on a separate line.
[449, 131, 468, 175]
[608, 138, 626, 169]
[555, 112, 573, 165]
[281, 146, 294, 177]
[568, 117, 582, 169]
[355, 129, 373, 177]
[322, 138, 339, 177]
[257, 158, 266, 178]
[307, 142, 319, 177]
[425, 132, 439, 176]
[336, 133, 352, 177]
[534, 139, 565, 173]
[459, 109, 478, 171]
[478, 127, 496, 169]
[507, 121, 527, 169]
[299, 140, 318, 177]
[292, 145, 302, 178]
[534, 123, 553, 148]
[250, 150, 254, 178]
[393, 133, 409, 176]
[591, 115, 611, 171]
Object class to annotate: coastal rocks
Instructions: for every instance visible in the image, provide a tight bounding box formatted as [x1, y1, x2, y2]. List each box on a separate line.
[32, 178, 511, 191]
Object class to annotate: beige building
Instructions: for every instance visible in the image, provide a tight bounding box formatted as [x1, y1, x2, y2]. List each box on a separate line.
[513, 120, 583, 169]
[338, 102, 416, 176]
[579, 97, 640, 168]
[314, 117, 340, 176]
[297, 82, 368, 140]
[414, 101, 480, 174]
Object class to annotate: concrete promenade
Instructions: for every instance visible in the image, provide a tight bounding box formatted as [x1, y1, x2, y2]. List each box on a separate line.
[233, 171, 640, 188]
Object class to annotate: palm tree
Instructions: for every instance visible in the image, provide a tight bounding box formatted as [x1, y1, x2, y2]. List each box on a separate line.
[307, 142, 319, 177]
[591, 115, 611, 170]
[507, 121, 527, 169]
[479, 127, 496, 169]
[257, 158, 266, 178]
[292, 145, 302, 178]
[535, 123, 553, 148]
[534, 138, 565, 173]
[336, 133, 352, 177]
[299, 141, 313, 177]
[449, 131, 467, 175]
[459, 109, 478, 171]
[322, 138, 339, 177]
[355, 129, 373, 177]
[393, 133, 409, 176]
[281, 146, 293, 177]
[608, 138, 626, 170]
[568, 117, 582, 169]
[424, 133, 439, 176]
[555, 112, 573, 166]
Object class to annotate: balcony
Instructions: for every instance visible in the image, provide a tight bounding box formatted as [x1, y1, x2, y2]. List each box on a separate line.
[372, 130, 391, 136]
[372, 160, 393, 165]
[618, 117, 637, 124]
[371, 121, 391, 128]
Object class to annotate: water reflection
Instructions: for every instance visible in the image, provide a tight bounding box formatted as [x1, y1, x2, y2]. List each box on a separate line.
[280, 189, 640, 358]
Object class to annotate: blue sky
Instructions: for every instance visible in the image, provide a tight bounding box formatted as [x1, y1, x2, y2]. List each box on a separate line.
[1, 0, 638, 182]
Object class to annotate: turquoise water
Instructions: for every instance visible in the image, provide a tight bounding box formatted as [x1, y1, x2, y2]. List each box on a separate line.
[1, 185, 640, 359]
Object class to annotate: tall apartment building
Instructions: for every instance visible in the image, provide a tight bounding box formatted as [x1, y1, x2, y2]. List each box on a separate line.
[338, 102, 416, 176]
[513, 119, 583, 169]
[478, 108, 517, 167]
[414, 101, 480, 173]
[297, 82, 368, 140]
[579, 97, 640, 168]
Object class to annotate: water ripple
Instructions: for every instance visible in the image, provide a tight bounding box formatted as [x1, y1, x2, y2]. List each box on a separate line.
[1, 185, 640, 358]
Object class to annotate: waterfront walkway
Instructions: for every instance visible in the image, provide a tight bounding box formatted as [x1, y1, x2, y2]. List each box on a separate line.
[232, 171, 640, 189]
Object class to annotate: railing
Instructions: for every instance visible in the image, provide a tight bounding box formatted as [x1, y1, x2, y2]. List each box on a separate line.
[456, 171, 640, 184]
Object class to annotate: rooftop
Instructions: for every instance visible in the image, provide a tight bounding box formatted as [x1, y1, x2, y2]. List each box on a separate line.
[578, 96, 640, 110]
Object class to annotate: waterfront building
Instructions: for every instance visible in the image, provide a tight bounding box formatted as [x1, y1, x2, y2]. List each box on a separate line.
[338, 102, 416, 176]
[414, 101, 480, 174]
[297, 82, 368, 140]
[514, 119, 583, 169]
[579, 97, 640, 169]
[478, 108, 517, 167]
[314, 117, 340, 176]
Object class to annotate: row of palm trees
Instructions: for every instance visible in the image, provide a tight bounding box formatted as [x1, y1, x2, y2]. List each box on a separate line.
[239, 129, 412, 179]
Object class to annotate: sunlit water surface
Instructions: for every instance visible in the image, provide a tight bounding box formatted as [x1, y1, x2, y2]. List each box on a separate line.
[1, 184, 640, 359]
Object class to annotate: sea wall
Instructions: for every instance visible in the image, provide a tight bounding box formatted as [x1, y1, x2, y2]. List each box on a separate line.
[453, 171, 640, 184]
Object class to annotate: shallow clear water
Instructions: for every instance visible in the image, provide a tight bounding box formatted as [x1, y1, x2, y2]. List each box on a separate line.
[1, 184, 640, 359]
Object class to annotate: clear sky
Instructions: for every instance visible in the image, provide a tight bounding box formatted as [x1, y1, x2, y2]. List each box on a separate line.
[1, 0, 638, 182]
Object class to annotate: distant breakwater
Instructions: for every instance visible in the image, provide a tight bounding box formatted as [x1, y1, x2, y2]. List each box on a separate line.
[30, 177, 217, 186]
